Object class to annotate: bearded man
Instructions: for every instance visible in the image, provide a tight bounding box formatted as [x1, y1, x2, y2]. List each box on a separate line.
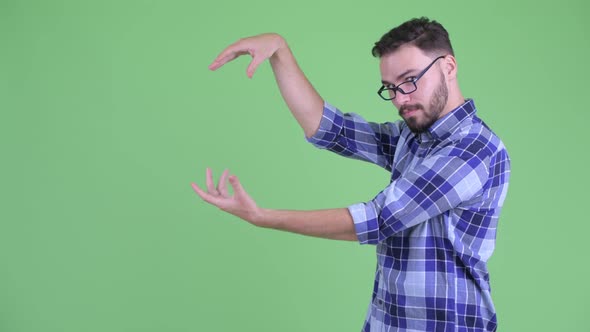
[193, 17, 511, 332]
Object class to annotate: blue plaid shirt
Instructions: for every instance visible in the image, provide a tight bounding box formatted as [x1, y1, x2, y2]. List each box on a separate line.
[307, 99, 510, 332]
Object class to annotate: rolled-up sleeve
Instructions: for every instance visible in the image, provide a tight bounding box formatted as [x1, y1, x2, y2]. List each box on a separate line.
[306, 102, 345, 148]
[307, 101, 401, 170]
[348, 200, 382, 245]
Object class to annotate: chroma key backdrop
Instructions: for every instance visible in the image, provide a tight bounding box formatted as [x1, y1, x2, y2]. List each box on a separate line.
[1, 0, 588, 331]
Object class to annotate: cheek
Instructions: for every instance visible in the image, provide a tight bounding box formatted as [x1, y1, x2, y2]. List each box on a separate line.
[414, 85, 435, 103]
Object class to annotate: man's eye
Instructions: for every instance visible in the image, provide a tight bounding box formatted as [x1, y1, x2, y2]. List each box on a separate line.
[405, 76, 417, 82]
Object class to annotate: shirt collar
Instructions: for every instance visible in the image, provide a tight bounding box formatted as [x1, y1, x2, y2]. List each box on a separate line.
[416, 99, 477, 142]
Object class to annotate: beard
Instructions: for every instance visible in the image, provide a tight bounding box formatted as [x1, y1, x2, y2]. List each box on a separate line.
[399, 74, 449, 133]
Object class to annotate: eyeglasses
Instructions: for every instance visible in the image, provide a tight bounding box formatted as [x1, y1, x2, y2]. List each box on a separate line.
[377, 55, 446, 101]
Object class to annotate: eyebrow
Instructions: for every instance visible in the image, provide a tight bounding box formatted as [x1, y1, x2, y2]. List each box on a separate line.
[381, 68, 419, 85]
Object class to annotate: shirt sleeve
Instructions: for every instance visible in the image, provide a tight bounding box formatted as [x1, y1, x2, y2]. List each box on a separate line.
[348, 138, 493, 245]
[306, 101, 402, 171]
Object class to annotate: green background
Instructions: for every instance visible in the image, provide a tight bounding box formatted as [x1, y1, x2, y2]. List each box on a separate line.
[1, 0, 588, 331]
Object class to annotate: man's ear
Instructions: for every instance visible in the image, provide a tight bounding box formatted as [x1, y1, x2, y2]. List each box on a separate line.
[443, 55, 458, 81]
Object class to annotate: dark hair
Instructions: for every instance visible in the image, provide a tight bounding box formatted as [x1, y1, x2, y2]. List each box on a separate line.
[372, 17, 454, 58]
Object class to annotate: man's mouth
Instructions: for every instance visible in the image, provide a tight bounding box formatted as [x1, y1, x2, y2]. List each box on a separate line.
[400, 106, 422, 117]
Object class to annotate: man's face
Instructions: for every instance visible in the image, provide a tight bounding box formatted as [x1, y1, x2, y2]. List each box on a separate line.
[379, 45, 449, 133]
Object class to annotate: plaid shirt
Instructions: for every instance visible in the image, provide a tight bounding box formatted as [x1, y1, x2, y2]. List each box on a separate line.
[307, 99, 510, 332]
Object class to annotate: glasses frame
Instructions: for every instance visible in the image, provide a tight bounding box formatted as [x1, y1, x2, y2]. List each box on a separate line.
[377, 55, 446, 101]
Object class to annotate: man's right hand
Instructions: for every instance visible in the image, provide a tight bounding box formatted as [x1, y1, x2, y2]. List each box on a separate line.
[208, 33, 324, 138]
[208, 33, 287, 79]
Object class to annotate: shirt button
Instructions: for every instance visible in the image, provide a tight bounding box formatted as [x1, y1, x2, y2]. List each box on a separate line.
[378, 299, 383, 305]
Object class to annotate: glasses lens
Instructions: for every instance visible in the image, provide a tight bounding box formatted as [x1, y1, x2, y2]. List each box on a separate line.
[397, 81, 417, 94]
[379, 87, 395, 100]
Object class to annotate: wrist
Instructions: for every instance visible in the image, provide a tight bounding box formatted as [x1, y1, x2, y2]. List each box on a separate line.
[249, 207, 271, 228]
[270, 33, 287, 50]
[270, 38, 291, 62]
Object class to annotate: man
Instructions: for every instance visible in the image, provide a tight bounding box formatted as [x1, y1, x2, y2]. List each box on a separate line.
[192, 17, 510, 332]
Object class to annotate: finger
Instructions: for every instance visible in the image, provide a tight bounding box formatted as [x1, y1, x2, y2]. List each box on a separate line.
[209, 42, 249, 71]
[246, 54, 266, 78]
[217, 169, 230, 197]
[191, 182, 225, 207]
[191, 182, 209, 199]
[205, 168, 219, 195]
[208, 53, 238, 71]
[228, 175, 247, 196]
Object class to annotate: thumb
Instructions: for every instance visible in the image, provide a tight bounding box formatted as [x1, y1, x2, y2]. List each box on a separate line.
[229, 175, 247, 196]
[246, 55, 266, 78]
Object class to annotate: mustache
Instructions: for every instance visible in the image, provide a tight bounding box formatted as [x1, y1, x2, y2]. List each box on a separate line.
[399, 104, 425, 115]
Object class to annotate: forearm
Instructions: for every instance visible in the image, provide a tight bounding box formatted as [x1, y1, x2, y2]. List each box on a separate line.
[269, 41, 324, 138]
[254, 207, 358, 241]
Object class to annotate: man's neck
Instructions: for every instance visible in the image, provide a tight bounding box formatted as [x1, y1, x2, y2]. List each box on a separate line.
[439, 92, 466, 120]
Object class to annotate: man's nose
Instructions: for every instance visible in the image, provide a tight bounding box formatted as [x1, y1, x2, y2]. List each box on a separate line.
[394, 92, 411, 105]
